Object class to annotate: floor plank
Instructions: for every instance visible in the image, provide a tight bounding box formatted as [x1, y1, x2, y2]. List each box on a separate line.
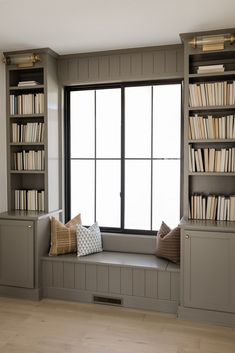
[0, 298, 234, 353]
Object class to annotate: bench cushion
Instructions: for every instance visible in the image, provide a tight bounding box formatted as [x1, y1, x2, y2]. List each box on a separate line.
[42, 251, 180, 272]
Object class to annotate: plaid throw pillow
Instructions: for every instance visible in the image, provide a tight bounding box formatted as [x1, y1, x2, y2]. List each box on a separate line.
[49, 214, 82, 256]
[156, 221, 180, 264]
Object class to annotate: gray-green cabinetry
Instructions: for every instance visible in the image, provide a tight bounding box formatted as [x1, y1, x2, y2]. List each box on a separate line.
[0, 220, 34, 288]
[179, 222, 235, 326]
[0, 211, 54, 300]
[182, 229, 235, 313]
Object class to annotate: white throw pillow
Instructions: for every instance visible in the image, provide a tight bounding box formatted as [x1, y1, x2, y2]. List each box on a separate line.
[76, 222, 102, 257]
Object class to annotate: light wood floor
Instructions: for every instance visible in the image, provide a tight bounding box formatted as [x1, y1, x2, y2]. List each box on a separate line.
[0, 297, 234, 353]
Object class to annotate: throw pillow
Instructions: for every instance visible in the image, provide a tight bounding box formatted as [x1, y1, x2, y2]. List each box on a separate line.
[49, 213, 82, 256]
[156, 221, 180, 264]
[76, 222, 102, 257]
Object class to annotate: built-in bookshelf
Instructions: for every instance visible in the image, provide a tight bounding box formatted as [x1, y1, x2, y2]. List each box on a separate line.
[182, 30, 235, 223]
[5, 49, 60, 213]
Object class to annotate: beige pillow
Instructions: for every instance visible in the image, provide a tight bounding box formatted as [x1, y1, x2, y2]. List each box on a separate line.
[49, 214, 82, 256]
[156, 221, 180, 264]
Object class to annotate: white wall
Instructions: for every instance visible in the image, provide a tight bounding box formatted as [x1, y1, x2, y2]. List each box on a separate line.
[0, 56, 7, 212]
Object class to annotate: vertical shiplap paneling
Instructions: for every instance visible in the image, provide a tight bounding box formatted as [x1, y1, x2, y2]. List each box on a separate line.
[153, 51, 165, 74]
[88, 57, 99, 81]
[75, 263, 86, 290]
[109, 266, 121, 294]
[176, 48, 184, 74]
[85, 264, 97, 291]
[170, 272, 180, 301]
[121, 267, 132, 295]
[131, 53, 142, 77]
[99, 56, 110, 81]
[142, 52, 154, 76]
[59, 45, 183, 85]
[97, 265, 109, 293]
[120, 54, 131, 78]
[78, 57, 89, 82]
[58, 59, 69, 84]
[42, 261, 53, 288]
[52, 262, 63, 288]
[68, 59, 78, 83]
[133, 269, 145, 297]
[63, 262, 75, 289]
[158, 271, 171, 300]
[109, 55, 120, 80]
[145, 270, 158, 298]
[165, 50, 177, 73]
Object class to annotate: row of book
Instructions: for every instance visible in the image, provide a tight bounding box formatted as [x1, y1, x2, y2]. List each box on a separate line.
[12, 122, 45, 143]
[10, 93, 44, 115]
[189, 81, 235, 107]
[13, 150, 45, 171]
[189, 146, 235, 173]
[14, 189, 45, 211]
[189, 115, 235, 140]
[189, 194, 235, 221]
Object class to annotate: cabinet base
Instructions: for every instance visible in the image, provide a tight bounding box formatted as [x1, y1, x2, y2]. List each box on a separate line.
[178, 306, 235, 327]
[0, 285, 41, 301]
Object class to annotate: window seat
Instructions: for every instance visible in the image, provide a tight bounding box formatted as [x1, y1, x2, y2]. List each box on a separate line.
[42, 233, 180, 314]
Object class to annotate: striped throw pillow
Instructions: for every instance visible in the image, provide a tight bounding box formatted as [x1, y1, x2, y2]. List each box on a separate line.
[49, 214, 82, 256]
[156, 221, 180, 264]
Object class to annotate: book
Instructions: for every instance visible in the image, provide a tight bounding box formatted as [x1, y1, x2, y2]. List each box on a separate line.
[18, 80, 40, 87]
[197, 65, 224, 74]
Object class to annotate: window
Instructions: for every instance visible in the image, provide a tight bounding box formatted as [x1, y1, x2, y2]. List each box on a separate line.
[65, 82, 182, 233]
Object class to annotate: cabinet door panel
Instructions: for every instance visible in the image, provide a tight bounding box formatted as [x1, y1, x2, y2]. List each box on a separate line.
[183, 230, 235, 313]
[0, 221, 34, 288]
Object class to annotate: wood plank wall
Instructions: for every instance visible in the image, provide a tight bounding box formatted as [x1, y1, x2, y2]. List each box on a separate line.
[58, 44, 183, 85]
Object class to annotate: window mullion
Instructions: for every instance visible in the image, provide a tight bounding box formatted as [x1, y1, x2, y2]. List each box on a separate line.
[150, 86, 153, 231]
[94, 90, 97, 222]
[121, 86, 125, 230]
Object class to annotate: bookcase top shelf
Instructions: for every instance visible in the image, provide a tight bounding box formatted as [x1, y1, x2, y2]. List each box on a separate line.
[189, 71, 235, 78]
[9, 85, 44, 91]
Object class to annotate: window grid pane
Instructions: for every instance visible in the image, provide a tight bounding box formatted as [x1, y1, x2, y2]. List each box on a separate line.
[68, 83, 181, 231]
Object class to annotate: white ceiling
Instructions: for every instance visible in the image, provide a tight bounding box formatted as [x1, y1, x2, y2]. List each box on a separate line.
[0, 0, 235, 55]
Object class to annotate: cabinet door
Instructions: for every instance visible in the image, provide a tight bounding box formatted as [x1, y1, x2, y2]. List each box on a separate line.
[183, 230, 235, 313]
[0, 220, 34, 288]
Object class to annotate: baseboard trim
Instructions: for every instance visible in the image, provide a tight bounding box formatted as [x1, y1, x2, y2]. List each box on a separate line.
[178, 306, 235, 327]
[0, 285, 41, 301]
[43, 287, 178, 314]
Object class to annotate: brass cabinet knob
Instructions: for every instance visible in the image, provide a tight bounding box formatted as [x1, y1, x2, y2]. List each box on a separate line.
[185, 234, 189, 239]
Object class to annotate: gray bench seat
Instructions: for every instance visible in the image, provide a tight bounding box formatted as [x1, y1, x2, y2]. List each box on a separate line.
[42, 233, 180, 314]
[42, 251, 179, 272]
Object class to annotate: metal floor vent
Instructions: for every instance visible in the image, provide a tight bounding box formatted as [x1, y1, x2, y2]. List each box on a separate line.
[93, 295, 123, 306]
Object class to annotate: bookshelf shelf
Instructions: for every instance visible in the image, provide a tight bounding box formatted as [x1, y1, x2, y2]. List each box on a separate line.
[188, 139, 235, 143]
[189, 105, 235, 112]
[10, 113, 44, 119]
[189, 70, 235, 78]
[10, 142, 45, 146]
[9, 85, 44, 91]
[10, 170, 45, 174]
[189, 172, 235, 176]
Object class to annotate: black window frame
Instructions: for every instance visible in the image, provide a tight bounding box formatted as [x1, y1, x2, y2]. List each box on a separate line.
[64, 80, 183, 235]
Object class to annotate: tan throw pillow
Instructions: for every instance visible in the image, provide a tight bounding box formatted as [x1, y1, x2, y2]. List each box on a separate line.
[49, 214, 82, 256]
[156, 221, 180, 264]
